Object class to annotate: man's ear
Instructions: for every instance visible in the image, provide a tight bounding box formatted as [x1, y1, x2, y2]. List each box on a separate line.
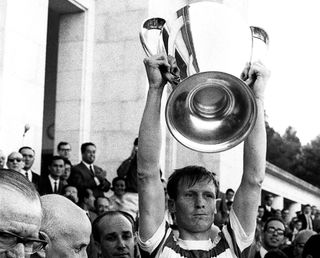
[168, 199, 176, 213]
[39, 231, 51, 257]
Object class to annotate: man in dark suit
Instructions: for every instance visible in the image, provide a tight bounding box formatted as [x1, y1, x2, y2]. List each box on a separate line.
[69, 142, 111, 198]
[262, 194, 276, 222]
[39, 155, 65, 195]
[298, 204, 314, 230]
[19, 146, 40, 190]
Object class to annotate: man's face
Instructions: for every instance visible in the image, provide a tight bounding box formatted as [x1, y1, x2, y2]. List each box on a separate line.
[82, 145, 96, 164]
[64, 186, 79, 204]
[225, 191, 234, 201]
[20, 148, 35, 170]
[6, 153, 24, 172]
[304, 206, 312, 215]
[98, 215, 134, 258]
[172, 179, 216, 237]
[61, 164, 71, 181]
[263, 220, 285, 250]
[49, 159, 65, 179]
[113, 180, 126, 197]
[58, 144, 71, 159]
[0, 186, 42, 258]
[45, 214, 91, 258]
[266, 196, 273, 206]
[258, 207, 265, 218]
[0, 152, 5, 168]
[96, 198, 110, 215]
[84, 189, 95, 211]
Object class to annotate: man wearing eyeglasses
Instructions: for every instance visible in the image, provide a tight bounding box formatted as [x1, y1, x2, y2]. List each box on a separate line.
[0, 169, 47, 257]
[254, 217, 286, 258]
[6, 152, 25, 173]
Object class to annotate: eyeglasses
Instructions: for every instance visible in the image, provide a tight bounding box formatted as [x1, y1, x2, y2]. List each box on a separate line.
[60, 148, 71, 152]
[7, 158, 23, 162]
[0, 230, 47, 254]
[295, 243, 305, 248]
[266, 227, 285, 236]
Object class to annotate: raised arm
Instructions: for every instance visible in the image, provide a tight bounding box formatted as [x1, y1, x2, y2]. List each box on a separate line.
[233, 61, 270, 234]
[138, 54, 179, 241]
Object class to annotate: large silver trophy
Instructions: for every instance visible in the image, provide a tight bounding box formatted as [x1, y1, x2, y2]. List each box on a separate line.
[140, 1, 268, 153]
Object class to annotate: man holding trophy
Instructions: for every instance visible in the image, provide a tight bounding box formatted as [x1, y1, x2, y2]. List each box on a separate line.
[136, 52, 270, 257]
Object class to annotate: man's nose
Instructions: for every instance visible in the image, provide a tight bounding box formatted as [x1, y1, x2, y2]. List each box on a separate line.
[116, 237, 126, 249]
[195, 196, 205, 208]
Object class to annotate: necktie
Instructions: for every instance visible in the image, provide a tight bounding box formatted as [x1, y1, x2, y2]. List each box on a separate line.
[54, 181, 58, 193]
[90, 165, 94, 175]
[25, 171, 29, 181]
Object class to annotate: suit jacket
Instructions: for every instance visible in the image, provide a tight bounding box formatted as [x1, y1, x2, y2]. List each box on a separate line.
[69, 162, 111, 198]
[298, 214, 314, 230]
[262, 205, 276, 222]
[31, 171, 40, 190]
[38, 175, 64, 196]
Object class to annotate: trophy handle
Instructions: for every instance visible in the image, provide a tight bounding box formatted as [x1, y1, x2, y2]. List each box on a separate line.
[139, 18, 166, 57]
[250, 26, 269, 63]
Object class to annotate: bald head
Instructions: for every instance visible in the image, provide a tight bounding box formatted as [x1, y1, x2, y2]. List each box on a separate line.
[6, 151, 24, 172]
[293, 229, 317, 258]
[40, 194, 91, 258]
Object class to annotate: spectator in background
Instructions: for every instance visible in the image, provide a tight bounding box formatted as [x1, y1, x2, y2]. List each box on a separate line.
[311, 205, 317, 220]
[6, 151, 24, 173]
[215, 188, 235, 228]
[61, 158, 72, 186]
[0, 169, 46, 257]
[69, 142, 111, 198]
[298, 205, 314, 230]
[117, 138, 138, 193]
[312, 210, 320, 233]
[302, 234, 320, 258]
[95, 196, 111, 216]
[262, 194, 276, 222]
[19, 146, 40, 189]
[39, 156, 65, 195]
[92, 211, 137, 258]
[63, 185, 79, 204]
[0, 149, 5, 168]
[257, 205, 266, 228]
[253, 217, 286, 258]
[57, 141, 72, 160]
[38, 194, 91, 258]
[80, 188, 97, 222]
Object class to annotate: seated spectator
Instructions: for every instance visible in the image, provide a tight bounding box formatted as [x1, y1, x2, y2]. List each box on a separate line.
[79, 188, 97, 222]
[92, 211, 137, 258]
[0, 169, 46, 257]
[39, 156, 65, 195]
[291, 219, 303, 242]
[61, 158, 72, 186]
[214, 188, 234, 228]
[38, 194, 91, 258]
[0, 149, 5, 168]
[302, 234, 320, 258]
[62, 185, 79, 204]
[263, 194, 276, 222]
[109, 177, 139, 219]
[95, 196, 111, 216]
[6, 151, 24, 173]
[257, 205, 266, 228]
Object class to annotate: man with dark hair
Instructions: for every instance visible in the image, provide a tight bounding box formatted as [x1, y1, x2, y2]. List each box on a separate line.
[137, 54, 269, 257]
[262, 194, 276, 222]
[57, 141, 72, 160]
[92, 211, 136, 258]
[0, 168, 47, 257]
[19, 146, 40, 189]
[69, 142, 110, 198]
[95, 196, 111, 216]
[254, 217, 286, 258]
[39, 156, 65, 195]
[298, 205, 314, 230]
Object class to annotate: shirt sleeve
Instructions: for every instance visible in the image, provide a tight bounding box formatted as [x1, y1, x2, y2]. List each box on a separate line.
[222, 207, 254, 252]
[137, 217, 168, 254]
